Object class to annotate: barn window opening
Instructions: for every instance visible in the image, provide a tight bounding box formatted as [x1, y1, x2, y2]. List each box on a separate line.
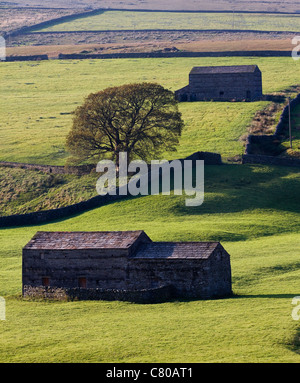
[78, 277, 87, 288]
[42, 277, 50, 287]
[219, 91, 224, 96]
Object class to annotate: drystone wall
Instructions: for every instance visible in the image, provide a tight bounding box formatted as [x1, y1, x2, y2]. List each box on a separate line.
[0, 161, 95, 175]
[274, 93, 300, 136]
[1, 51, 293, 63]
[244, 93, 300, 164]
[242, 154, 300, 167]
[0, 193, 124, 227]
[57, 51, 292, 60]
[0, 151, 222, 228]
[4, 55, 48, 62]
[23, 285, 173, 304]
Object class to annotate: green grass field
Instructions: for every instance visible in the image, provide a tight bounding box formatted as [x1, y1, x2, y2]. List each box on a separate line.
[0, 167, 98, 216]
[1, 55, 300, 363]
[33, 11, 300, 32]
[0, 57, 299, 165]
[0, 164, 300, 362]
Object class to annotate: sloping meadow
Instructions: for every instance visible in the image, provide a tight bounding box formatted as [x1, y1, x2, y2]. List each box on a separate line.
[0, 56, 299, 165]
[1, 55, 300, 362]
[0, 163, 299, 362]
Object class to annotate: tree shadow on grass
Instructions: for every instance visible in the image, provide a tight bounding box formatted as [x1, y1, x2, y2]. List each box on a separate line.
[288, 330, 300, 355]
[1, 163, 299, 230]
[174, 164, 300, 216]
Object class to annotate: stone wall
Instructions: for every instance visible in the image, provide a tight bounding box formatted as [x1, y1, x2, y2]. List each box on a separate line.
[7, 9, 106, 38]
[183, 151, 222, 165]
[23, 285, 174, 304]
[57, 51, 292, 61]
[0, 161, 95, 175]
[245, 93, 300, 156]
[0, 151, 220, 176]
[244, 135, 282, 156]
[242, 154, 300, 167]
[1, 51, 293, 63]
[4, 55, 49, 62]
[274, 93, 300, 136]
[0, 151, 222, 228]
[0, 193, 125, 227]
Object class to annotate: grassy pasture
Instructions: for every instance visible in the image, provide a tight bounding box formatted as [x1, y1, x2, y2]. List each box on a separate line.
[1, 0, 300, 366]
[0, 164, 300, 362]
[1, 54, 300, 363]
[0, 167, 98, 216]
[33, 11, 300, 32]
[5, 39, 295, 59]
[0, 57, 299, 165]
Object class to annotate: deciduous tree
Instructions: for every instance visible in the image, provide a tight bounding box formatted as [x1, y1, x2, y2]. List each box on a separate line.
[66, 83, 184, 167]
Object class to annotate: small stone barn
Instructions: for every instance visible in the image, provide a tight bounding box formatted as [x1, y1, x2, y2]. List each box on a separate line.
[22, 231, 232, 302]
[175, 65, 263, 102]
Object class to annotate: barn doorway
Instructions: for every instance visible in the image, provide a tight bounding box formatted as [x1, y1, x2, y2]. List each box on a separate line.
[42, 277, 50, 287]
[246, 90, 251, 101]
[78, 277, 87, 288]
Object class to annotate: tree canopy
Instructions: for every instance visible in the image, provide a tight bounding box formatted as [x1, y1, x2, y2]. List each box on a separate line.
[66, 82, 184, 166]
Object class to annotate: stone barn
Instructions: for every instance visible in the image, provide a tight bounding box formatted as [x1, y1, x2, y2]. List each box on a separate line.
[22, 231, 232, 302]
[175, 65, 263, 102]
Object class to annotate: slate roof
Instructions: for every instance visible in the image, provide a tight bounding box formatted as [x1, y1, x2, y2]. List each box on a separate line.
[190, 65, 259, 75]
[23, 231, 149, 250]
[24, 231, 221, 259]
[133, 242, 220, 259]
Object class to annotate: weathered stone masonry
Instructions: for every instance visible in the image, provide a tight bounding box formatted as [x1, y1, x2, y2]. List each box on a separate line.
[22, 230, 232, 302]
[176, 65, 263, 102]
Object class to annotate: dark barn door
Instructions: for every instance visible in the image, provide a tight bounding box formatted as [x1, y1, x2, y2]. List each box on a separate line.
[78, 277, 87, 288]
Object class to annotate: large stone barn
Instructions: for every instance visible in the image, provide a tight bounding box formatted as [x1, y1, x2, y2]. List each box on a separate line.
[175, 65, 263, 102]
[22, 231, 232, 303]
